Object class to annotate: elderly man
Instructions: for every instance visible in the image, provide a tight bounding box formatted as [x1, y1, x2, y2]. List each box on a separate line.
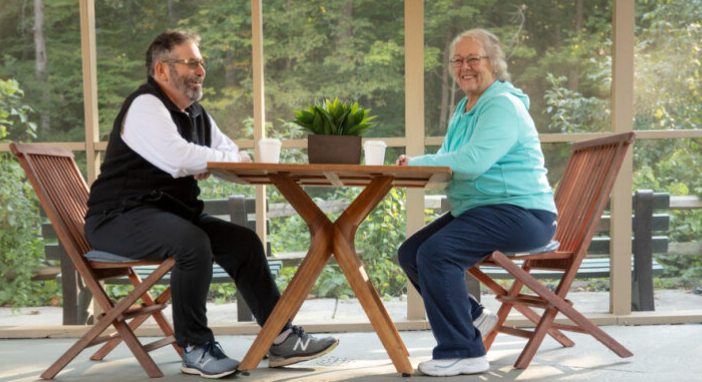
[84, 29, 338, 379]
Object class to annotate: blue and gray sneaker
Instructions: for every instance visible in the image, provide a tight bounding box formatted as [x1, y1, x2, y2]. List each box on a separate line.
[268, 326, 339, 367]
[181, 341, 240, 379]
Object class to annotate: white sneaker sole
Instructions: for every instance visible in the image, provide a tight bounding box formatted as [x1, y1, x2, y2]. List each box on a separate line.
[268, 338, 340, 368]
[181, 364, 238, 379]
[418, 357, 490, 377]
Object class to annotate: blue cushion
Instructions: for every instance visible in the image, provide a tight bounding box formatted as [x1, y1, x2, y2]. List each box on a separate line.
[84, 250, 134, 263]
[503, 240, 560, 257]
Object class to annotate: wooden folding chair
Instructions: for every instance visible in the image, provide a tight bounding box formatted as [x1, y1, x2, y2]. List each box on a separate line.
[468, 132, 636, 369]
[10, 143, 182, 379]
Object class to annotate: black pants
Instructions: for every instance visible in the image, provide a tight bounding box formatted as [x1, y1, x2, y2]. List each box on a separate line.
[85, 204, 282, 347]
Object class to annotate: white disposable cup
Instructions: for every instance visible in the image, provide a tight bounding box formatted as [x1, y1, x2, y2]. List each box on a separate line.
[364, 140, 387, 165]
[258, 138, 282, 163]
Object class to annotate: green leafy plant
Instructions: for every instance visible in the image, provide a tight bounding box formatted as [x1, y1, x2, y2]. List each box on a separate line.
[0, 78, 59, 308]
[0, 79, 37, 141]
[292, 97, 376, 136]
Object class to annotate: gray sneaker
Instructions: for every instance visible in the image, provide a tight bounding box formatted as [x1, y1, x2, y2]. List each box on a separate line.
[473, 309, 498, 336]
[181, 341, 240, 379]
[268, 326, 339, 367]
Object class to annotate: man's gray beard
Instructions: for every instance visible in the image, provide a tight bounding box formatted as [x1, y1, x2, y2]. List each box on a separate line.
[170, 66, 203, 102]
[185, 85, 203, 102]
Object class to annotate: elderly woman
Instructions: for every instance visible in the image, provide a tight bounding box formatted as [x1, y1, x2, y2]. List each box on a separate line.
[396, 29, 557, 376]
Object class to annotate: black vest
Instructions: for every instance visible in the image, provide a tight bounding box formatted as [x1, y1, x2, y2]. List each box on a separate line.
[86, 77, 212, 218]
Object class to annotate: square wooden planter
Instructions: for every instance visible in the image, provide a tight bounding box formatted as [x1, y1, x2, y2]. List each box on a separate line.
[307, 135, 362, 164]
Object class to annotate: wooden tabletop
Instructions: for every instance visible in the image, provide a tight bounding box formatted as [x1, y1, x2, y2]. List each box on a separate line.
[207, 162, 451, 189]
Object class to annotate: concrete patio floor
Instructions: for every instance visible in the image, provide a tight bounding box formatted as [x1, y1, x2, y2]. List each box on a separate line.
[1, 290, 701, 381]
[2, 324, 702, 382]
[3, 289, 702, 327]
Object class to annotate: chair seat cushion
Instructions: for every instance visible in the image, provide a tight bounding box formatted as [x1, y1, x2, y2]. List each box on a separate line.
[84, 250, 135, 263]
[503, 240, 560, 257]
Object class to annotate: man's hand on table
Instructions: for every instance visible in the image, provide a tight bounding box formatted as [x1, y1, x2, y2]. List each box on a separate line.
[195, 172, 211, 181]
[239, 151, 252, 163]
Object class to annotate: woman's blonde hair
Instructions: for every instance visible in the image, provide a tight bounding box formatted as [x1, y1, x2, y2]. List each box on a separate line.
[449, 28, 510, 82]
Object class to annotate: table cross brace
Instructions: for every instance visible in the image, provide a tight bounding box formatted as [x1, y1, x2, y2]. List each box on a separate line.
[238, 174, 414, 374]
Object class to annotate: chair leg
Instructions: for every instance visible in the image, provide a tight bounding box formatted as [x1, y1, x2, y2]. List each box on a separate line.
[491, 252, 634, 359]
[112, 320, 163, 378]
[512, 304, 575, 348]
[40, 305, 122, 379]
[468, 266, 575, 352]
[143, 288, 181, 355]
[91, 289, 180, 360]
[151, 311, 182, 356]
[514, 307, 559, 368]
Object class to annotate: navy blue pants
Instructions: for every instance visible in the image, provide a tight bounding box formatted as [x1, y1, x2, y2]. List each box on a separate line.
[398, 204, 557, 359]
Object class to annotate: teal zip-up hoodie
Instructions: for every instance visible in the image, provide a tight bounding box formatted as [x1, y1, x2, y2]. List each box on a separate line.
[409, 81, 557, 217]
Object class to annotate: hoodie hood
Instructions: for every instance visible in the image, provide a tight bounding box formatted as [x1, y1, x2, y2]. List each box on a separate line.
[474, 80, 530, 112]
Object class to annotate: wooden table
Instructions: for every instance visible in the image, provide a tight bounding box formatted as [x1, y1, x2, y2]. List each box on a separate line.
[207, 163, 451, 375]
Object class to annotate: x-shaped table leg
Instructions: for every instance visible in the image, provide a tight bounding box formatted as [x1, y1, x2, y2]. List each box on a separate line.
[238, 174, 413, 375]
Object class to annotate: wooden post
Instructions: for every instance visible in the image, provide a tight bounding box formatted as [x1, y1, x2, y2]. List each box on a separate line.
[251, 0, 267, 246]
[79, 0, 100, 184]
[610, 0, 635, 315]
[78, 0, 101, 324]
[404, 0, 426, 321]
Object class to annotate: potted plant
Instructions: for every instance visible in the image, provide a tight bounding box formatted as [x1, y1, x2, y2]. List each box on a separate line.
[292, 97, 376, 164]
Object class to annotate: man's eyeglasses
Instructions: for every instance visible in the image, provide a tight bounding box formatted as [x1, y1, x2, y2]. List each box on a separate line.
[164, 58, 207, 70]
[450, 56, 487, 68]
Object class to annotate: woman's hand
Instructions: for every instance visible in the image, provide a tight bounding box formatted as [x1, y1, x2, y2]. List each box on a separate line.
[396, 154, 411, 166]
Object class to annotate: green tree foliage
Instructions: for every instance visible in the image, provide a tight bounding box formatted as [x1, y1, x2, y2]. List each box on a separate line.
[543, 73, 609, 133]
[0, 0, 84, 142]
[635, 0, 702, 132]
[0, 79, 38, 140]
[1, 0, 700, 299]
[178, 0, 406, 138]
[0, 78, 58, 307]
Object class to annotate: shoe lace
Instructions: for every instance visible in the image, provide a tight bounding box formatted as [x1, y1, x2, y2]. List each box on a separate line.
[202, 341, 228, 361]
[290, 325, 308, 339]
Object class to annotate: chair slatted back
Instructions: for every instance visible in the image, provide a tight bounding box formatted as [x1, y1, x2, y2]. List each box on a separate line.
[532, 132, 635, 270]
[10, 143, 100, 285]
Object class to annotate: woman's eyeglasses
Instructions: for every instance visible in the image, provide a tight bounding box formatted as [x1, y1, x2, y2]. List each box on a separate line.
[449, 56, 487, 68]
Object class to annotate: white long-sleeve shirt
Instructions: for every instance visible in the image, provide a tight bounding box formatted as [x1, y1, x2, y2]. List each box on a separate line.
[121, 94, 245, 178]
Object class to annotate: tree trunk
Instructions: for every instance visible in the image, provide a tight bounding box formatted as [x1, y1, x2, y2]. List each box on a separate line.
[225, 49, 237, 88]
[167, 0, 179, 26]
[568, 0, 584, 91]
[335, 2, 353, 62]
[550, 5, 562, 50]
[33, 0, 50, 135]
